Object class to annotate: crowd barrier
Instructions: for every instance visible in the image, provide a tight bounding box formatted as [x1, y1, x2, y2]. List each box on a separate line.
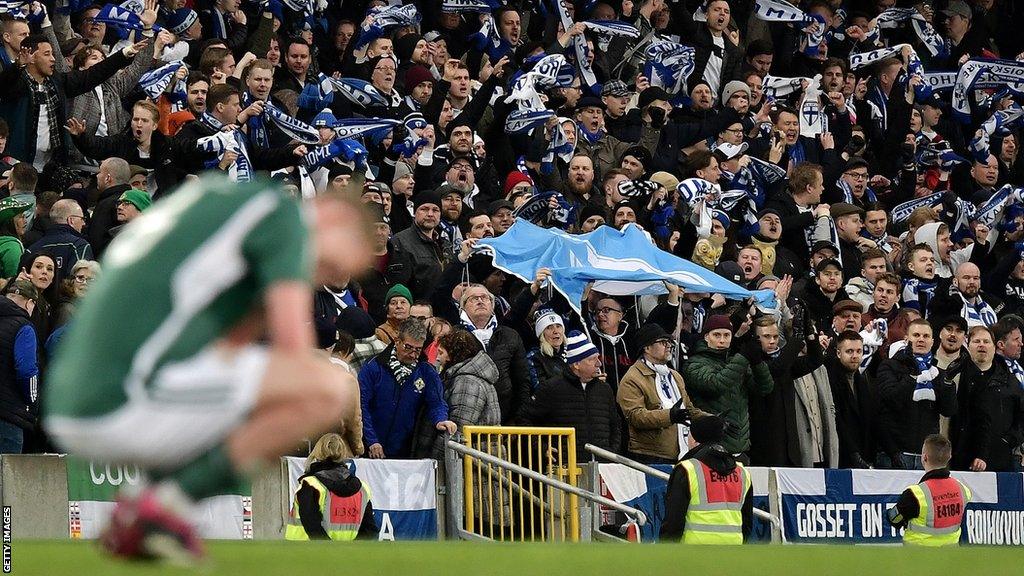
[2, 454, 1022, 544]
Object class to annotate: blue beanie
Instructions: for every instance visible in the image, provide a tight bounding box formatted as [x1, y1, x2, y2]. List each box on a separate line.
[168, 8, 198, 35]
[564, 330, 599, 364]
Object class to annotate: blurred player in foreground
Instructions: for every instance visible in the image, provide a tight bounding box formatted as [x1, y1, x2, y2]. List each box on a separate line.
[44, 176, 371, 562]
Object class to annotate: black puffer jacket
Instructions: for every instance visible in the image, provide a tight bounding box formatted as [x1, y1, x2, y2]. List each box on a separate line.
[517, 367, 621, 462]
[486, 326, 531, 423]
[875, 347, 956, 458]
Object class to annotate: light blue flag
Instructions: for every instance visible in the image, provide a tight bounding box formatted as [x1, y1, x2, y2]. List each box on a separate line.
[477, 220, 774, 315]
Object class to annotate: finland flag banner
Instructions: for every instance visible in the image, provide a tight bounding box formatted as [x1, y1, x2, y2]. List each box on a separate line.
[776, 468, 1023, 545]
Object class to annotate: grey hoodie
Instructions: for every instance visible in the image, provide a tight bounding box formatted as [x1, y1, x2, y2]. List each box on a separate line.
[913, 222, 974, 279]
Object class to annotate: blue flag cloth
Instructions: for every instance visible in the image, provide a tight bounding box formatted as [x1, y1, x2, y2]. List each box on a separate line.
[477, 220, 774, 315]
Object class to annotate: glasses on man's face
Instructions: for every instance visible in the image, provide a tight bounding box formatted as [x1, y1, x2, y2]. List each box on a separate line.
[73, 275, 92, 284]
[844, 171, 869, 181]
[654, 339, 675, 349]
[401, 342, 424, 353]
[596, 306, 623, 315]
[68, 215, 86, 222]
[724, 128, 744, 134]
[375, 65, 396, 73]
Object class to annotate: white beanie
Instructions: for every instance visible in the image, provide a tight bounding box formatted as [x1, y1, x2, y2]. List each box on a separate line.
[534, 310, 564, 338]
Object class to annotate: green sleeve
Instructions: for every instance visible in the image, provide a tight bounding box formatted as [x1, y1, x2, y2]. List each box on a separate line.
[0, 240, 24, 279]
[242, 195, 310, 290]
[684, 355, 750, 398]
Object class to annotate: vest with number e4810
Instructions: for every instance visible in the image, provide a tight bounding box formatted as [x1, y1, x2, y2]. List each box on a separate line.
[904, 477, 972, 547]
[678, 458, 750, 545]
[285, 476, 371, 541]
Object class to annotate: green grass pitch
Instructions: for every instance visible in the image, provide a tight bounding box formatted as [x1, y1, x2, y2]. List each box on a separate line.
[12, 541, 1024, 576]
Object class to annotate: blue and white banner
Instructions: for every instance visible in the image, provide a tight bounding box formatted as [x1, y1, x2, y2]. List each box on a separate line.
[286, 457, 438, 540]
[597, 464, 773, 543]
[478, 220, 775, 314]
[776, 468, 1023, 544]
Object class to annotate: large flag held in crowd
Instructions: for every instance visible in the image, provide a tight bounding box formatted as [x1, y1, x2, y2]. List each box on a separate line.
[478, 220, 774, 315]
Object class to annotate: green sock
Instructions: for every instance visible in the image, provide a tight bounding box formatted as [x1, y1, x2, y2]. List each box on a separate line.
[156, 445, 248, 500]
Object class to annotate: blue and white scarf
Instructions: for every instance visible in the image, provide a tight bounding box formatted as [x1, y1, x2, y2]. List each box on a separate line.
[196, 115, 253, 182]
[263, 100, 320, 145]
[969, 108, 1024, 163]
[441, 0, 500, 13]
[762, 75, 810, 99]
[728, 157, 786, 209]
[331, 77, 389, 108]
[917, 144, 968, 170]
[875, 7, 948, 57]
[331, 117, 400, 140]
[753, 0, 824, 57]
[617, 179, 660, 199]
[849, 44, 930, 100]
[549, 0, 597, 91]
[1000, 355, 1024, 387]
[505, 109, 554, 134]
[643, 41, 696, 95]
[584, 20, 639, 40]
[962, 295, 998, 328]
[541, 119, 575, 175]
[391, 113, 429, 159]
[531, 53, 576, 89]
[0, 0, 28, 16]
[470, 14, 512, 61]
[952, 59, 1024, 123]
[303, 138, 367, 169]
[912, 352, 938, 402]
[460, 310, 499, 348]
[923, 71, 957, 93]
[512, 190, 574, 230]
[974, 184, 1020, 229]
[676, 178, 719, 205]
[356, 4, 420, 50]
[139, 60, 183, 101]
[902, 276, 937, 312]
[838, 178, 876, 205]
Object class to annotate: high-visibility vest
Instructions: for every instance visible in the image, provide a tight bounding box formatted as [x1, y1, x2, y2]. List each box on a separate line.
[284, 475, 372, 541]
[678, 458, 750, 545]
[903, 476, 971, 547]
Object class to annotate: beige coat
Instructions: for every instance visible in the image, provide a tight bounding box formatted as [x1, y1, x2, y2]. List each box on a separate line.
[616, 360, 708, 461]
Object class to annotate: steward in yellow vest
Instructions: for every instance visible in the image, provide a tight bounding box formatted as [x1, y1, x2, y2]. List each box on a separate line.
[660, 415, 753, 544]
[285, 433, 378, 541]
[887, 434, 971, 546]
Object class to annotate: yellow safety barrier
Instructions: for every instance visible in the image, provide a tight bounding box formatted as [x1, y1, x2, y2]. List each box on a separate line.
[462, 426, 580, 542]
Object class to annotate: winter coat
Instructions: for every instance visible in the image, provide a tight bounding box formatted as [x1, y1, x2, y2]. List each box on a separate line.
[682, 341, 774, 454]
[875, 347, 957, 458]
[786, 364, 840, 468]
[484, 326, 531, 423]
[415, 351, 501, 460]
[518, 367, 621, 462]
[0, 50, 131, 166]
[950, 357, 1024, 472]
[87, 183, 131, 258]
[526, 347, 566, 397]
[358, 347, 448, 458]
[392, 226, 448, 301]
[356, 243, 415, 324]
[616, 359, 708, 462]
[826, 357, 876, 468]
[26, 224, 93, 280]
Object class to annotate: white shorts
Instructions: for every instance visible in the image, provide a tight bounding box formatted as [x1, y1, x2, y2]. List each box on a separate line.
[47, 345, 269, 472]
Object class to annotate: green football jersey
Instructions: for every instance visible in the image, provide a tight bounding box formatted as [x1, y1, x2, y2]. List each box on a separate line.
[46, 178, 311, 418]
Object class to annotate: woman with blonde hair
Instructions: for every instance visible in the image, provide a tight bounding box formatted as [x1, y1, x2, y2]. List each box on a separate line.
[285, 433, 377, 541]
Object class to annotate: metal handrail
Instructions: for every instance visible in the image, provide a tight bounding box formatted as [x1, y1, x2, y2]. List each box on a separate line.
[448, 440, 648, 526]
[584, 444, 780, 527]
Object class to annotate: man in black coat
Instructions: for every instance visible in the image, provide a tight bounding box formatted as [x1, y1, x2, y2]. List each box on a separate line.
[875, 319, 957, 469]
[518, 331, 620, 462]
[950, 322, 1024, 472]
[87, 158, 133, 258]
[827, 331, 875, 469]
[356, 205, 415, 324]
[26, 199, 92, 278]
[765, 162, 831, 262]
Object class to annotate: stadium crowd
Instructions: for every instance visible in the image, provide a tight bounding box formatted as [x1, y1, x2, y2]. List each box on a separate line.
[0, 0, 1022, 473]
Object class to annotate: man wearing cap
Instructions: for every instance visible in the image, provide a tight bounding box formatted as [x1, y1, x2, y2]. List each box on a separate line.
[799, 257, 851, 331]
[487, 199, 515, 236]
[602, 80, 641, 143]
[660, 415, 754, 544]
[940, 1, 988, 69]
[518, 330, 620, 462]
[376, 284, 413, 347]
[0, 278, 38, 454]
[618, 323, 709, 465]
[399, 65, 435, 114]
[683, 315, 774, 462]
[572, 95, 659, 179]
[831, 299, 863, 337]
[115, 189, 151, 225]
[392, 189, 448, 300]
